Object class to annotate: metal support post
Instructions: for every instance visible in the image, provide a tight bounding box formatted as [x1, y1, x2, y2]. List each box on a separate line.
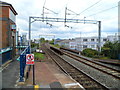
[118, 1, 120, 43]
[19, 55, 24, 82]
[42, 6, 44, 22]
[98, 21, 101, 52]
[29, 17, 35, 85]
[64, 7, 67, 26]
[33, 65, 35, 85]
[54, 35, 55, 45]
[12, 36, 14, 59]
[29, 17, 31, 53]
[16, 31, 18, 46]
[39, 39, 40, 50]
[20, 36, 22, 54]
[118, 1, 120, 59]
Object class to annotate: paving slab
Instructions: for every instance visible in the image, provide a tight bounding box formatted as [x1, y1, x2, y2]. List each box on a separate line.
[26, 61, 83, 88]
[2, 60, 20, 88]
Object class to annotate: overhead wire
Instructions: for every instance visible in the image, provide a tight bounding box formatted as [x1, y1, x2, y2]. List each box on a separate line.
[78, 0, 102, 15]
[71, 0, 102, 19]
[86, 5, 118, 17]
[48, 0, 71, 29]
[68, 0, 102, 29]
[43, 0, 46, 6]
[71, 1, 118, 30]
[43, 7, 58, 14]
[42, 0, 59, 28]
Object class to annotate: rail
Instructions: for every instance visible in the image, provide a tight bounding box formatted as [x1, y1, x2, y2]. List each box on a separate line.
[63, 50, 120, 80]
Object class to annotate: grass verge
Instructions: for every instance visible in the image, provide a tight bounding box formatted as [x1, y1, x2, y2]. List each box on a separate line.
[50, 44, 60, 48]
[33, 52, 45, 60]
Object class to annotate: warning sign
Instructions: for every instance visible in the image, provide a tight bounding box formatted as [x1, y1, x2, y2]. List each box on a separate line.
[26, 54, 34, 65]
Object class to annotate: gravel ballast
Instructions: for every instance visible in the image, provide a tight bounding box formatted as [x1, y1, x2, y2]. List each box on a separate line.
[62, 55, 120, 89]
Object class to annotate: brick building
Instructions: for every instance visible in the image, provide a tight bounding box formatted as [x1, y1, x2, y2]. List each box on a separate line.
[0, 1, 18, 49]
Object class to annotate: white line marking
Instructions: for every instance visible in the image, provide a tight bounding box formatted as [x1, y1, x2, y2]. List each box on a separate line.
[64, 83, 85, 89]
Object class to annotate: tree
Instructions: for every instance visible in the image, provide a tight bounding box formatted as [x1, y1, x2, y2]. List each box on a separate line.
[101, 47, 110, 56]
[31, 42, 39, 48]
[101, 41, 120, 59]
[40, 38, 46, 44]
[49, 39, 54, 45]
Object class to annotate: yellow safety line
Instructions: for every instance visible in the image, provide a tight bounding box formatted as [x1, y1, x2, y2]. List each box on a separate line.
[34, 85, 39, 90]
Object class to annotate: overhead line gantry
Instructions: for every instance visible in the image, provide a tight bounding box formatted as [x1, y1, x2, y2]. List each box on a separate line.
[29, 16, 101, 53]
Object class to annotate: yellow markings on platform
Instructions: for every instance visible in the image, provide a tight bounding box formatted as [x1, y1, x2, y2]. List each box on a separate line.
[34, 85, 39, 90]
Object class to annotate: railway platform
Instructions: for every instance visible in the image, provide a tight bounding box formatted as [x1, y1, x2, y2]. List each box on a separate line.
[25, 60, 83, 89]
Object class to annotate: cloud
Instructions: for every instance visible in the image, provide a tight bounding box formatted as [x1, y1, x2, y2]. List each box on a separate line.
[3, 0, 119, 39]
[16, 18, 28, 30]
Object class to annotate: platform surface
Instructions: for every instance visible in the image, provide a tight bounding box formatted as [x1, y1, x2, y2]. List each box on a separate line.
[26, 59, 83, 88]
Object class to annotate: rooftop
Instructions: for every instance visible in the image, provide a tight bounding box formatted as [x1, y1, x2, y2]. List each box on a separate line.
[0, 1, 18, 15]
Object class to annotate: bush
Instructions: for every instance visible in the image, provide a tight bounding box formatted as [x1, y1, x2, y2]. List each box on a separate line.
[31, 43, 39, 48]
[54, 44, 60, 48]
[82, 48, 99, 58]
[101, 41, 120, 59]
[50, 44, 60, 48]
[49, 39, 54, 44]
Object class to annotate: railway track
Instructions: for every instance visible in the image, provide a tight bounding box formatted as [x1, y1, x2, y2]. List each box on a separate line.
[94, 59, 120, 65]
[62, 50, 120, 80]
[60, 47, 120, 65]
[42, 44, 109, 89]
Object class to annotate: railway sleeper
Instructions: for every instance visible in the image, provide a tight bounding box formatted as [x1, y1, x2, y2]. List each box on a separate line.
[116, 74, 120, 76]
[77, 76, 87, 79]
[109, 71, 118, 74]
[79, 78, 89, 81]
[77, 75, 84, 77]
[84, 85, 100, 89]
[84, 82, 95, 87]
[112, 72, 120, 75]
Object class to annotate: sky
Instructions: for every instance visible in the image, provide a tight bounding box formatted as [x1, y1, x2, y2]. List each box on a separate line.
[3, 0, 120, 40]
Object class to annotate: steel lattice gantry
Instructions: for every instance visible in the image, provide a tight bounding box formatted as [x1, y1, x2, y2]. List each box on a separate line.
[30, 17, 98, 24]
[29, 16, 101, 52]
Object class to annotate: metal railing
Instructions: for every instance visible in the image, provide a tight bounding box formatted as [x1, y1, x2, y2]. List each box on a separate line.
[0, 47, 12, 65]
[19, 46, 30, 82]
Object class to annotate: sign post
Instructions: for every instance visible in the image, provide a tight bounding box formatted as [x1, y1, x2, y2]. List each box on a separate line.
[26, 54, 35, 85]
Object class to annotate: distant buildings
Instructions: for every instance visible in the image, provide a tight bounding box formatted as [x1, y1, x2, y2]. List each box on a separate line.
[55, 39, 74, 48]
[34, 39, 40, 44]
[56, 34, 119, 51]
[21, 34, 28, 45]
[107, 34, 118, 42]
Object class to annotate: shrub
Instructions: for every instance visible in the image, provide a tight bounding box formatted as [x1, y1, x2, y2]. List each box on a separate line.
[82, 48, 99, 58]
[54, 44, 60, 48]
[101, 41, 120, 59]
